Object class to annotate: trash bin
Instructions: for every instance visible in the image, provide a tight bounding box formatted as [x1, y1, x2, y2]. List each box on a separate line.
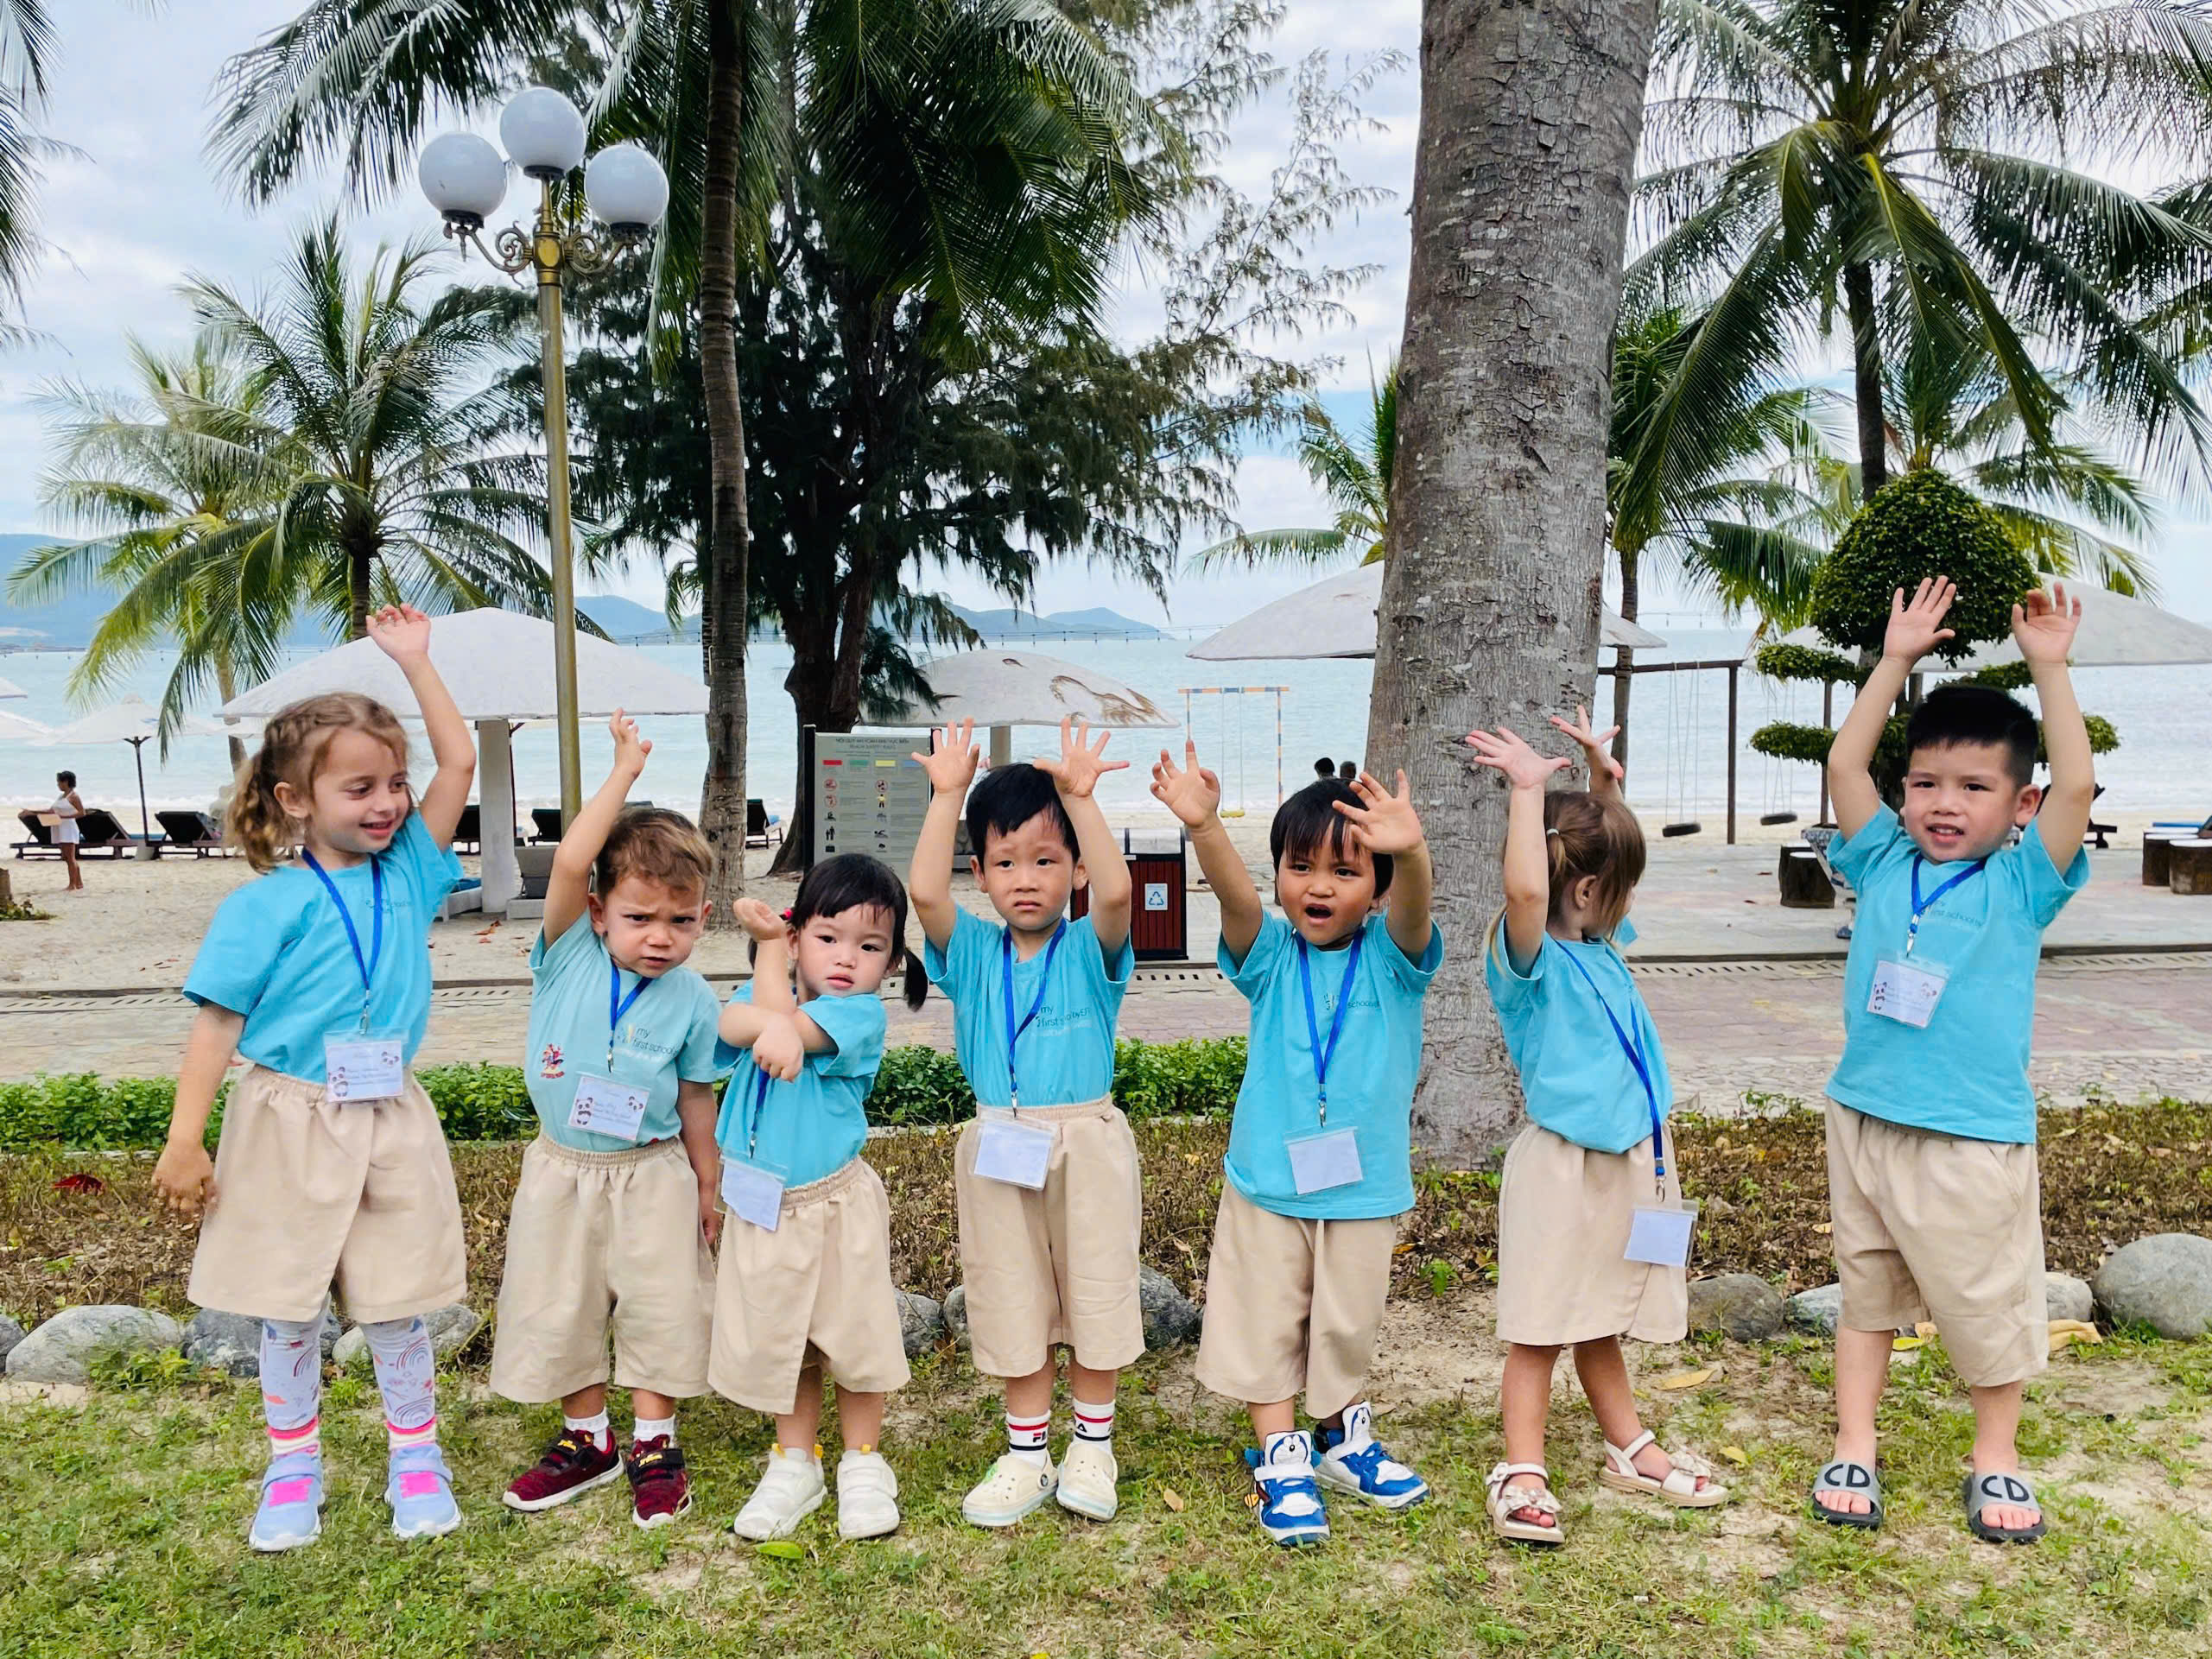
[1072, 830, 1188, 960]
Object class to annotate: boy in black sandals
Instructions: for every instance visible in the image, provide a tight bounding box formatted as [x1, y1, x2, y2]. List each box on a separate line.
[1814, 579, 2093, 1545]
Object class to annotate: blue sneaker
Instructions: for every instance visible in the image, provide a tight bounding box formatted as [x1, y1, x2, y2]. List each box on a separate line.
[248, 1449, 325, 1552]
[387, 1444, 462, 1540]
[1317, 1402, 1429, 1510]
[1245, 1430, 1329, 1548]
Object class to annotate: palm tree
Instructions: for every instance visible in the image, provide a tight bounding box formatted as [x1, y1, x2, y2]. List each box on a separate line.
[6, 334, 284, 760]
[1632, 0, 2212, 500]
[1191, 361, 1397, 569]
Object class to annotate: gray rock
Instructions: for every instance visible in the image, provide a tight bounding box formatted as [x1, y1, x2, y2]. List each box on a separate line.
[182, 1308, 343, 1377]
[2045, 1271, 2095, 1326]
[2093, 1234, 2212, 1339]
[0, 1313, 24, 1366]
[896, 1290, 945, 1359]
[1140, 1265, 1202, 1348]
[1786, 1282, 1843, 1339]
[1687, 1274, 1786, 1343]
[941, 1285, 969, 1351]
[332, 1303, 483, 1368]
[5, 1305, 185, 1384]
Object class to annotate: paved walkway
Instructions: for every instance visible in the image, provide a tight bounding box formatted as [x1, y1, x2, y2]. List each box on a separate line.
[8, 952, 2208, 1109]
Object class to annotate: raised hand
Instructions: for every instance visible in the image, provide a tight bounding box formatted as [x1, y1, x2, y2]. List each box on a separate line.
[1150, 740, 1222, 827]
[365, 603, 434, 663]
[2012, 582, 2083, 666]
[1467, 725, 1573, 791]
[1882, 577, 1957, 664]
[751, 1012, 806, 1082]
[1035, 716, 1128, 800]
[1548, 704, 1625, 784]
[608, 708, 651, 776]
[732, 896, 788, 944]
[1334, 769, 1425, 854]
[911, 719, 982, 797]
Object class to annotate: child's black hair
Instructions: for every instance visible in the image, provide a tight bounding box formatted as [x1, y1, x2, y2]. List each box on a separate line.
[792, 852, 929, 1010]
[1270, 778, 1393, 895]
[965, 762, 1079, 858]
[1905, 684, 2039, 788]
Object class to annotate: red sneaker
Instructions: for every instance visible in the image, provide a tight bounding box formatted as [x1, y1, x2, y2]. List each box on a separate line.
[627, 1436, 693, 1530]
[503, 1431, 621, 1512]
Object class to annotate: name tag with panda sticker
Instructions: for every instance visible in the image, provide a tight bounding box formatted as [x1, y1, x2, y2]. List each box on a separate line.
[1286, 1125, 1363, 1195]
[567, 1073, 649, 1142]
[1625, 1202, 1698, 1267]
[324, 1032, 405, 1104]
[1867, 954, 1948, 1029]
[719, 1158, 788, 1232]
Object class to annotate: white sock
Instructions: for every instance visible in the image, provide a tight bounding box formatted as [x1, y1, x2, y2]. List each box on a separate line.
[360, 1316, 438, 1452]
[1072, 1396, 1116, 1445]
[564, 1409, 612, 1452]
[632, 1415, 676, 1446]
[1006, 1409, 1051, 1468]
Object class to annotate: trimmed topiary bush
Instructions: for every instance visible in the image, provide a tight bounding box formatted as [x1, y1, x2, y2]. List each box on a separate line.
[1810, 471, 2038, 663]
[1753, 643, 1864, 687]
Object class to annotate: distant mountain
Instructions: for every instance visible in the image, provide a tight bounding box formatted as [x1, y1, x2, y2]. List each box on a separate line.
[947, 604, 1160, 640]
[578, 594, 684, 640]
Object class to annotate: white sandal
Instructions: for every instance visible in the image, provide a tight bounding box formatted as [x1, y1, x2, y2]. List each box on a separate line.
[1486, 1461, 1563, 1546]
[1599, 1430, 1728, 1509]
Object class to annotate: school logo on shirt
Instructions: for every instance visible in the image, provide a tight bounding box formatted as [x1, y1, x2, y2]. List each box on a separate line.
[616, 1023, 678, 1061]
[538, 1042, 566, 1080]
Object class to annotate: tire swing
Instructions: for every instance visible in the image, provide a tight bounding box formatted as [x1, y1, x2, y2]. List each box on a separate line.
[1661, 667, 1702, 839]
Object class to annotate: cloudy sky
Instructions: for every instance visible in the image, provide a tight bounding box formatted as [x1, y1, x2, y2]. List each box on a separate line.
[7, 1, 2209, 633]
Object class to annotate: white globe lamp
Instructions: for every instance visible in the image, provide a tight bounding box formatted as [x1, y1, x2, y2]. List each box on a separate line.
[583, 143, 670, 238]
[499, 86, 586, 180]
[416, 132, 508, 231]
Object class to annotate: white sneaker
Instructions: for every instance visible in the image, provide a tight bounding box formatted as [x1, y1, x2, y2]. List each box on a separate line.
[732, 1447, 825, 1541]
[960, 1451, 1058, 1528]
[1055, 1436, 1119, 1522]
[836, 1450, 901, 1540]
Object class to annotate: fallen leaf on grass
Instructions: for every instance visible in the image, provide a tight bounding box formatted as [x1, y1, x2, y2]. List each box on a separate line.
[1812, 1223, 1832, 1235]
[755, 1541, 804, 1560]
[2048, 1319, 2103, 1354]
[1892, 1336, 1924, 1351]
[1654, 1368, 1714, 1390]
[1392, 1243, 1414, 1256]
[52, 1173, 105, 1195]
[1161, 1488, 1185, 1512]
[1719, 1447, 1748, 1466]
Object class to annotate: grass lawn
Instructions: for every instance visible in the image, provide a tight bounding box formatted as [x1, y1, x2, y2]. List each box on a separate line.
[4, 1301, 2209, 1656]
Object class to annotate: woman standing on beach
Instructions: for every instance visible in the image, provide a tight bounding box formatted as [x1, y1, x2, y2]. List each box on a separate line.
[50, 770, 84, 893]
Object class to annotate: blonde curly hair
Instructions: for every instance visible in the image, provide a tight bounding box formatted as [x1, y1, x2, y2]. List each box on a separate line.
[226, 693, 412, 872]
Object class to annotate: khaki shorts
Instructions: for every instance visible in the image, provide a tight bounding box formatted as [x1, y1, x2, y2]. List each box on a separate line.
[954, 1099, 1144, 1377]
[188, 1063, 466, 1325]
[1194, 1181, 1398, 1418]
[708, 1156, 911, 1415]
[490, 1136, 714, 1403]
[1495, 1122, 1688, 1347]
[1826, 1100, 2047, 1388]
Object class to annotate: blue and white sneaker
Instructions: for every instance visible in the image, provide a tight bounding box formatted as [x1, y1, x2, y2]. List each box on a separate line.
[386, 1444, 463, 1540]
[1245, 1430, 1329, 1547]
[248, 1449, 325, 1552]
[1317, 1402, 1429, 1510]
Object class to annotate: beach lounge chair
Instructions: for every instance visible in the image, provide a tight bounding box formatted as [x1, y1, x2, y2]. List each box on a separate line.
[74, 808, 153, 858]
[451, 803, 482, 853]
[155, 809, 231, 858]
[531, 807, 564, 845]
[746, 798, 782, 848]
[515, 844, 557, 902]
[12, 809, 57, 858]
[1799, 825, 1854, 940]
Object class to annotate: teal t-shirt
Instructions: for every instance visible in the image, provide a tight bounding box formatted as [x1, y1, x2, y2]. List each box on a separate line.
[713, 982, 887, 1187]
[922, 907, 1132, 1108]
[1219, 911, 1444, 1220]
[1829, 806, 2088, 1143]
[524, 921, 722, 1150]
[182, 811, 460, 1082]
[1486, 919, 1673, 1155]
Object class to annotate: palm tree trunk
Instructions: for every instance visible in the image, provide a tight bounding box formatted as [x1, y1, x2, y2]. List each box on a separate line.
[216, 659, 245, 772]
[1611, 542, 1639, 775]
[1366, 0, 1662, 1167]
[697, 1, 752, 928]
[1843, 261, 1886, 499]
[346, 532, 373, 640]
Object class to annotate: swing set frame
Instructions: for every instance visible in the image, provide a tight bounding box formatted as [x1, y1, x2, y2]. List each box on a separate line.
[1600, 653, 1745, 845]
[1177, 685, 1286, 814]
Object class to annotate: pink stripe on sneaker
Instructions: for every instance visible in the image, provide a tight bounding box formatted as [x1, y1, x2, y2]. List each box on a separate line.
[397, 1471, 445, 1498]
[267, 1478, 315, 1504]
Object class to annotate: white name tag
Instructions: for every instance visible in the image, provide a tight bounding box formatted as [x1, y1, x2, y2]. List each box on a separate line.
[719, 1158, 787, 1232]
[324, 1034, 404, 1104]
[1625, 1203, 1697, 1267]
[974, 1115, 1055, 1189]
[1868, 955, 1947, 1029]
[1286, 1125, 1363, 1195]
[567, 1073, 649, 1142]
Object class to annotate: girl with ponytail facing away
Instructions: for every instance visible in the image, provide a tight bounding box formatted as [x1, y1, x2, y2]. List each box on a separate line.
[152, 605, 476, 1554]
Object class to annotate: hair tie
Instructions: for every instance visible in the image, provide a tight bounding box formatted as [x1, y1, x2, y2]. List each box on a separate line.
[780, 908, 795, 922]
[1545, 827, 1562, 838]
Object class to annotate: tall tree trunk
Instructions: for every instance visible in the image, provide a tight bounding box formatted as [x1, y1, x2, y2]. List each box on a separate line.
[1611, 541, 1639, 774]
[697, 2, 752, 928]
[216, 659, 245, 772]
[1842, 260, 1886, 500]
[346, 531, 373, 640]
[767, 567, 872, 877]
[1365, 0, 1661, 1168]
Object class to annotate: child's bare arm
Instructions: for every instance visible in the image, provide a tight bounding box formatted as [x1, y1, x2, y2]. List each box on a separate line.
[1036, 719, 1132, 958]
[1829, 579, 1955, 840]
[1334, 769, 1433, 959]
[675, 1079, 721, 1247]
[2014, 585, 2095, 853]
[545, 712, 650, 945]
[733, 899, 795, 1012]
[907, 721, 979, 952]
[1153, 741, 1263, 962]
[1467, 727, 1572, 967]
[1548, 705, 1624, 801]
[367, 605, 476, 845]
[152, 1004, 244, 1219]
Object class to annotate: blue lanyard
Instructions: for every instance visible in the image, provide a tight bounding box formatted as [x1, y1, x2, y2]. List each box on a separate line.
[1295, 933, 1365, 1125]
[300, 848, 382, 1031]
[999, 921, 1068, 1109]
[743, 1067, 770, 1162]
[606, 961, 652, 1070]
[1906, 856, 1987, 956]
[1556, 943, 1666, 1181]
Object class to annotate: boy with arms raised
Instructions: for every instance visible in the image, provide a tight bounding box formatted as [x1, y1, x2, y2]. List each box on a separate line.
[908, 717, 1141, 1527]
[1813, 579, 2092, 1544]
[1156, 742, 1441, 1546]
[492, 712, 725, 1529]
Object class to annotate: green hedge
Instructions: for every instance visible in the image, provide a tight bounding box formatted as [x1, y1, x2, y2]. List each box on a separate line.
[0, 1038, 1251, 1151]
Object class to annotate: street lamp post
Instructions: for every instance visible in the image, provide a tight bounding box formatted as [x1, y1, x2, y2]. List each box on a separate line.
[417, 89, 669, 825]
